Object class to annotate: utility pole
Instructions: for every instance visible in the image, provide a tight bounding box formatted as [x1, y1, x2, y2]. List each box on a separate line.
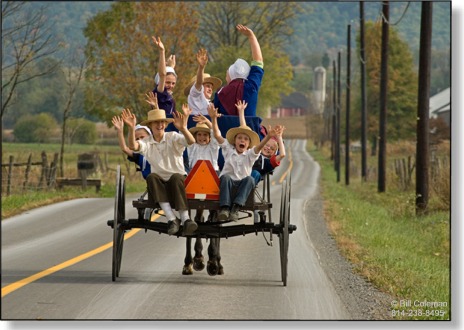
[336, 51, 342, 183]
[332, 60, 337, 162]
[345, 24, 351, 185]
[345, 24, 351, 186]
[378, 1, 389, 193]
[416, 1, 433, 215]
[360, 1, 368, 181]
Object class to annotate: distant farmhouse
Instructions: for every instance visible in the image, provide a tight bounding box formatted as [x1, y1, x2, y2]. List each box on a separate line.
[429, 87, 450, 127]
[271, 92, 312, 118]
[271, 66, 327, 118]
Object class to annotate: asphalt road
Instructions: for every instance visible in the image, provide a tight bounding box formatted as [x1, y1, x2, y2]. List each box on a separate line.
[1, 140, 352, 320]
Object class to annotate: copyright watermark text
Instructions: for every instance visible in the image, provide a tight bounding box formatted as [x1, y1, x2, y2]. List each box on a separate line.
[390, 299, 449, 318]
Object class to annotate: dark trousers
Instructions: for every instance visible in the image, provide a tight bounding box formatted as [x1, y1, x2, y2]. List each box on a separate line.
[146, 173, 188, 210]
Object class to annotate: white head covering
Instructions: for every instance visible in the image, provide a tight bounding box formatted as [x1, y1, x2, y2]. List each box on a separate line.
[154, 66, 177, 85]
[228, 58, 250, 81]
[135, 124, 152, 136]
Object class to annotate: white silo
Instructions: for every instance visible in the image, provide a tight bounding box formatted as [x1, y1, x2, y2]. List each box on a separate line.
[312, 66, 326, 115]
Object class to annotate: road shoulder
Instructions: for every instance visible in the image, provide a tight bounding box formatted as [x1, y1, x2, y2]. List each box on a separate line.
[305, 186, 394, 320]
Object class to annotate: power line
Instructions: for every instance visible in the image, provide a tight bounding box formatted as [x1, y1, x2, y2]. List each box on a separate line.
[380, 2, 411, 26]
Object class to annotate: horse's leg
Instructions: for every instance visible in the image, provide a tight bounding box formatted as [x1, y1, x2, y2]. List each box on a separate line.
[192, 211, 205, 271]
[207, 237, 219, 276]
[193, 237, 205, 271]
[206, 210, 221, 276]
[217, 238, 224, 275]
[182, 237, 193, 275]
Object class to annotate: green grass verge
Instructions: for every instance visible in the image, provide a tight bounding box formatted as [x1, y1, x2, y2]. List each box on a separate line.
[311, 146, 450, 320]
[2, 142, 147, 218]
[1, 177, 146, 219]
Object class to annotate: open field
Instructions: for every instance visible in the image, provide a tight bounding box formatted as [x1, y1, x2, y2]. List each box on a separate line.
[261, 115, 309, 139]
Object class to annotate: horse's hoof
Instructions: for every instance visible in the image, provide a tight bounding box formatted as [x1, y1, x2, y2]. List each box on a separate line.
[207, 260, 218, 276]
[182, 263, 193, 275]
[217, 264, 224, 275]
[193, 256, 205, 271]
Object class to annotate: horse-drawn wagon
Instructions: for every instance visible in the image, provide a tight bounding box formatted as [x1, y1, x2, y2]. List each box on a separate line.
[108, 159, 296, 286]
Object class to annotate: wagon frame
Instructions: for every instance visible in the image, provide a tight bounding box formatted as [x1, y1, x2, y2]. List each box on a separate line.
[108, 164, 296, 286]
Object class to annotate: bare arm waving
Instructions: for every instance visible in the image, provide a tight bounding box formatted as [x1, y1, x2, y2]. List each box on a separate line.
[237, 24, 263, 63]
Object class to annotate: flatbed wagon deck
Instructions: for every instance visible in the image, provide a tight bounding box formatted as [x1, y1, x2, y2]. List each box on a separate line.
[108, 164, 296, 285]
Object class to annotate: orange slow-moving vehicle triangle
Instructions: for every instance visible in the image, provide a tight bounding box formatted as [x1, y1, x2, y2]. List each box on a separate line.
[185, 160, 220, 200]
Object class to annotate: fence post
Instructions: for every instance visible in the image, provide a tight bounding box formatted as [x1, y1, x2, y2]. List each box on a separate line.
[7, 155, 14, 196]
[48, 153, 59, 188]
[22, 153, 33, 192]
[96, 153, 105, 174]
[407, 156, 415, 187]
[79, 169, 88, 189]
[39, 151, 49, 188]
[104, 152, 109, 172]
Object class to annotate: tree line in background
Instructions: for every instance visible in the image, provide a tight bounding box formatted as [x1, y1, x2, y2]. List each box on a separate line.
[2, 1, 450, 145]
[83, 2, 298, 122]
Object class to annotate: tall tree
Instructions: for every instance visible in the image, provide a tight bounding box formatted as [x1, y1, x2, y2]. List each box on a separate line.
[196, 2, 300, 117]
[352, 20, 418, 144]
[1, 1, 62, 118]
[59, 50, 87, 177]
[83, 2, 199, 123]
[2, 57, 65, 128]
[198, 2, 301, 50]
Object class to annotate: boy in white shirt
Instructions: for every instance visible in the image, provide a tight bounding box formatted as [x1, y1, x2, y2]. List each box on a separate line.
[208, 101, 280, 222]
[187, 115, 220, 222]
[121, 106, 198, 236]
[184, 48, 222, 115]
[187, 115, 220, 172]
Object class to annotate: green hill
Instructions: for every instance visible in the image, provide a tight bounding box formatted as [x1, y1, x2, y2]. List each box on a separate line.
[3, 1, 450, 129]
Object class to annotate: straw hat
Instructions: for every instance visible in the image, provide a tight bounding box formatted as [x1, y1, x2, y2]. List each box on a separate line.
[140, 109, 174, 126]
[226, 125, 260, 148]
[183, 73, 222, 96]
[189, 122, 211, 135]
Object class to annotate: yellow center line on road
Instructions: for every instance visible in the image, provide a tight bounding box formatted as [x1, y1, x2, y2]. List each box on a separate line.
[2, 214, 159, 298]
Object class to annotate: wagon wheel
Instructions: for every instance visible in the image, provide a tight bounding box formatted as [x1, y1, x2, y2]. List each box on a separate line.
[279, 178, 290, 286]
[265, 173, 272, 223]
[112, 165, 126, 281]
[285, 175, 291, 282]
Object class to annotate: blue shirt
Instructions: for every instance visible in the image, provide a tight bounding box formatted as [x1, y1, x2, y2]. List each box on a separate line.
[213, 65, 264, 117]
[153, 85, 175, 114]
[128, 153, 151, 179]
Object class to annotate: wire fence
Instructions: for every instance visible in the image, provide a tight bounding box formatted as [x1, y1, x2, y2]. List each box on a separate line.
[1, 151, 119, 196]
[1, 151, 59, 196]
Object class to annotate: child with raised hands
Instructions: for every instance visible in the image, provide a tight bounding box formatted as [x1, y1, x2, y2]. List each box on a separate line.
[121, 106, 197, 237]
[112, 115, 152, 180]
[186, 113, 221, 223]
[188, 114, 220, 172]
[250, 127, 286, 185]
[152, 36, 177, 114]
[184, 48, 222, 116]
[208, 101, 280, 222]
[213, 25, 263, 117]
